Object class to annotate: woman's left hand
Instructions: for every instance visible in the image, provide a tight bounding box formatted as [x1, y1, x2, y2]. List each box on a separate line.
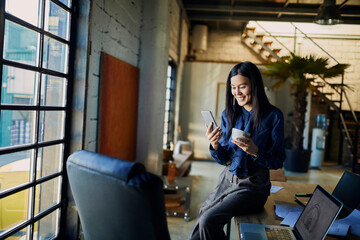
[231, 135, 259, 158]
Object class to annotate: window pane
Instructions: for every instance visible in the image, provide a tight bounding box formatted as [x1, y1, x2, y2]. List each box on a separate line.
[163, 134, 167, 145]
[0, 189, 30, 232]
[33, 209, 59, 240]
[45, 0, 70, 40]
[5, 0, 42, 27]
[0, 150, 33, 192]
[165, 100, 170, 111]
[36, 144, 63, 179]
[1, 65, 39, 105]
[38, 111, 65, 142]
[166, 78, 171, 89]
[3, 20, 39, 66]
[0, 110, 36, 148]
[42, 36, 68, 74]
[41, 74, 67, 106]
[165, 88, 170, 99]
[167, 66, 172, 77]
[7, 226, 29, 240]
[35, 177, 61, 215]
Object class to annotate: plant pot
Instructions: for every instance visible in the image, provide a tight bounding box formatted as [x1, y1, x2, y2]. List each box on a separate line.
[284, 149, 311, 173]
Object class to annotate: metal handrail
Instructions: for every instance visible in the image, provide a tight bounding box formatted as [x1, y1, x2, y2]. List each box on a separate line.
[340, 113, 353, 147]
[290, 22, 339, 64]
[290, 23, 358, 123]
[254, 21, 358, 169]
[342, 85, 359, 124]
[290, 23, 359, 169]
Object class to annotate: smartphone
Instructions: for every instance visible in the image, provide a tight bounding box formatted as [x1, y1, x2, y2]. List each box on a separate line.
[201, 110, 218, 132]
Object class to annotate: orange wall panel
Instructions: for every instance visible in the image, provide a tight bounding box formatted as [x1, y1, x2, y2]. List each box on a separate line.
[99, 52, 139, 161]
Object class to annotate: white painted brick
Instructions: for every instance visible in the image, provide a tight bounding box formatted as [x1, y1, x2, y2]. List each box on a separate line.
[86, 96, 99, 119]
[345, 53, 355, 60]
[346, 65, 355, 73]
[106, 0, 139, 27]
[84, 140, 97, 152]
[168, 0, 179, 62]
[87, 73, 100, 98]
[92, 3, 111, 33]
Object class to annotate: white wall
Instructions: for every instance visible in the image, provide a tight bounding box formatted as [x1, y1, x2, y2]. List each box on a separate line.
[194, 31, 264, 64]
[296, 37, 360, 111]
[168, 0, 180, 63]
[174, 15, 189, 143]
[136, 0, 170, 174]
[180, 62, 232, 159]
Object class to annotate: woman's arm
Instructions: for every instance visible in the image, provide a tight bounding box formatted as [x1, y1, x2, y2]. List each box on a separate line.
[251, 110, 285, 169]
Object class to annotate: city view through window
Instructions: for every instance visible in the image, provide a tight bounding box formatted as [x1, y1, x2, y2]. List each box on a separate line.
[0, 0, 73, 239]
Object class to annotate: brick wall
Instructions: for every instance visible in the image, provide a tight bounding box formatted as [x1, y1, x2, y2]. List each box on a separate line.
[84, 0, 142, 151]
[194, 31, 263, 64]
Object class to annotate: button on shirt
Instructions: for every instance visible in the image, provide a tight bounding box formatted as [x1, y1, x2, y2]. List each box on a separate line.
[210, 106, 285, 177]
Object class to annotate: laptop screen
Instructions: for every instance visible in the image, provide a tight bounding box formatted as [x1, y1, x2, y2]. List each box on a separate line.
[332, 171, 360, 217]
[294, 185, 342, 240]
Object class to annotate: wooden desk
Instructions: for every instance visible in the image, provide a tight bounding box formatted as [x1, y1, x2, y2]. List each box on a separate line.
[234, 181, 354, 240]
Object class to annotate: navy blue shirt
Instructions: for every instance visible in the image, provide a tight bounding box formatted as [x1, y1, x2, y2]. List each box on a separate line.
[210, 106, 285, 177]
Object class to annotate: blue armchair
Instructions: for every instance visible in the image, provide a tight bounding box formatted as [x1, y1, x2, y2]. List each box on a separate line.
[67, 150, 170, 240]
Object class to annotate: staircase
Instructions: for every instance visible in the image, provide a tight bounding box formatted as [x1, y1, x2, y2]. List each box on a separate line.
[339, 110, 360, 170]
[241, 22, 360, 173]
[241, 26, 284, 63]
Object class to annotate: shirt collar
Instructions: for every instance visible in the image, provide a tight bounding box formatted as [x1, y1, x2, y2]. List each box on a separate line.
[241, 107, 252, 116]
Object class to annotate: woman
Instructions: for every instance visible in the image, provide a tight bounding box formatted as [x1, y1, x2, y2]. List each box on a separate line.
[188, 62, 285, 240]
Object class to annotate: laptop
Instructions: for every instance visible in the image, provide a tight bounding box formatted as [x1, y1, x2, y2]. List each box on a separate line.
[240, 185, 343, 240]
[332, 171, 360, 218]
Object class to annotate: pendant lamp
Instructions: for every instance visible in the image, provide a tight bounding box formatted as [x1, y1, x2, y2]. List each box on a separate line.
[314, 0, 343, 25]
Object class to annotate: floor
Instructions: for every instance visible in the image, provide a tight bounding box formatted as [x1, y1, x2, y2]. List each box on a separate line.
[167, 160, 349, 240]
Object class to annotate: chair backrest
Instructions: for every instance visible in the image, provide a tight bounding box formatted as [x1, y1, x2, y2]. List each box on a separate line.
[67, 150, 170, 240]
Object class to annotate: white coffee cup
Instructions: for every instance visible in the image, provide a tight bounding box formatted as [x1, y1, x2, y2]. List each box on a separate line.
[232, 128, 250, 142]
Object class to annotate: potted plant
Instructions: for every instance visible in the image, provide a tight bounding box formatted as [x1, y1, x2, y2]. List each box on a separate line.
[262, 53, 349, 172]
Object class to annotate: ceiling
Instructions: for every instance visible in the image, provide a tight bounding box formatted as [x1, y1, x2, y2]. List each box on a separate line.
[180, 0, 360, 31]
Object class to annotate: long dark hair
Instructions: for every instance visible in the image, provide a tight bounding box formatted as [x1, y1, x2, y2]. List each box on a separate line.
[225, 62, 271, 140]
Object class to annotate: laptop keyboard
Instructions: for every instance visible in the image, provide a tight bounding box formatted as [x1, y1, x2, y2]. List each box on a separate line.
[265, 227, 293, 240]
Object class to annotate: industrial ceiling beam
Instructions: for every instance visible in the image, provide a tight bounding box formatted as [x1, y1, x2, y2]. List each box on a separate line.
[184, 4, 360, 17]
[187, 13, 360, 24]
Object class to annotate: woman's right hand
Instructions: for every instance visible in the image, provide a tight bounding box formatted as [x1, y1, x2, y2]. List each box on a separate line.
[205, 122, 223, 150]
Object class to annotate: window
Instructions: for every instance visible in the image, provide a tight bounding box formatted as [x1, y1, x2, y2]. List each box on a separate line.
[0, 0, 75, 239]
[163, 60, 176, 149]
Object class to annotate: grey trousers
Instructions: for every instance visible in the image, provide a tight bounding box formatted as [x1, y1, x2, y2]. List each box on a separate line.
[188, 166, 269, 240]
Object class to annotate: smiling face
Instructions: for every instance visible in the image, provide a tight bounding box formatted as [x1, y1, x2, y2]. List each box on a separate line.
[230, 74, 253, 111]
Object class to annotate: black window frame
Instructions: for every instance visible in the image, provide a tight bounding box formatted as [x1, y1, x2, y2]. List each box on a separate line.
[163, 60, 177, 150]
[0, 0, 77, 239]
